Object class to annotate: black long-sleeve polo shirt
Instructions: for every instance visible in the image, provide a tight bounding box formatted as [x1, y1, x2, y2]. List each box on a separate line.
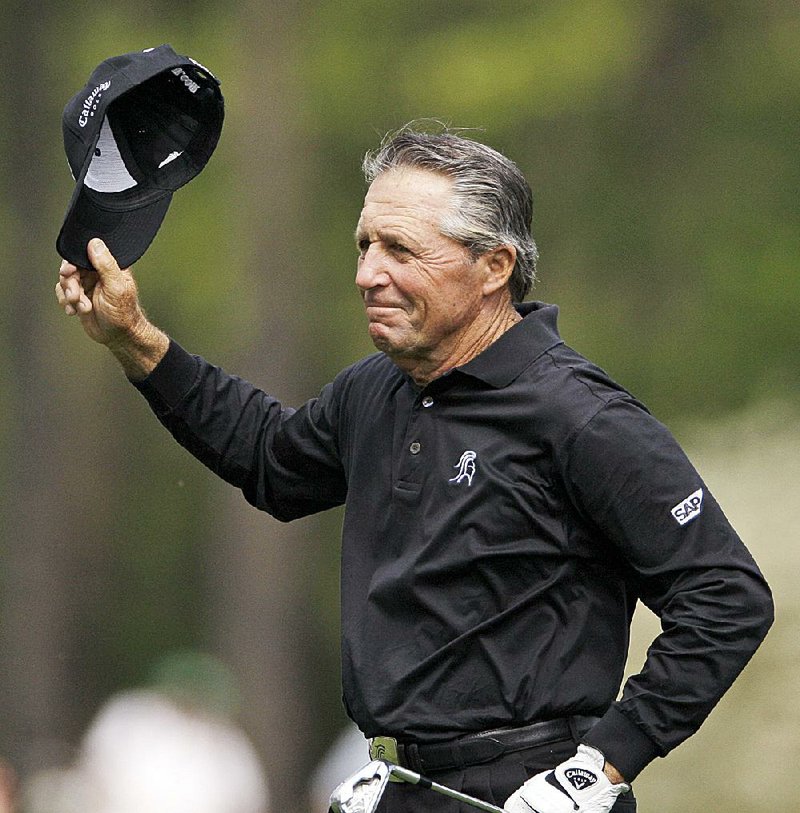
[134, 301, 773, 780]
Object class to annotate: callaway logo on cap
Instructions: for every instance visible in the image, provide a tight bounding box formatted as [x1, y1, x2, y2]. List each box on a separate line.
[57, 45, 224, 269]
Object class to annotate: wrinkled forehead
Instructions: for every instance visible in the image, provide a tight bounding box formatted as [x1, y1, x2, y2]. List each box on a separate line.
[358, 167, 455, 233]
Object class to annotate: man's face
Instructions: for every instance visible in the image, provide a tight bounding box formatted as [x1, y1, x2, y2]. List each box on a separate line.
[354, 168, 485, 363]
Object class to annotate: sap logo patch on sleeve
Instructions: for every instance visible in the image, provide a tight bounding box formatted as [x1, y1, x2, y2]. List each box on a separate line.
[671, 488, 704, 526]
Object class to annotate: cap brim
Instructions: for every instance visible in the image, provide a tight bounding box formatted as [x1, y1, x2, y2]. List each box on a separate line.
[57, 184, 172, 269]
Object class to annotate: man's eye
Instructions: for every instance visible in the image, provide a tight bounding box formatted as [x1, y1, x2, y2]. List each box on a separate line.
[390, 243, 410, 255]
[357, 239, 370, 256]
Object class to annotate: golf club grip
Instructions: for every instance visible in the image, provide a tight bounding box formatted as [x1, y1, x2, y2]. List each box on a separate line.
[389, 764, 506, 813]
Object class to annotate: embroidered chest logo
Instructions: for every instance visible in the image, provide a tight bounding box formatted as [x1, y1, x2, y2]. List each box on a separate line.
[449, 450, 477, 486]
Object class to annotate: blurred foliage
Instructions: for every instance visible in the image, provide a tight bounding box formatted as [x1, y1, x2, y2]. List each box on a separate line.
[296, 0, 800, 420]
[0, 1, 797, 810]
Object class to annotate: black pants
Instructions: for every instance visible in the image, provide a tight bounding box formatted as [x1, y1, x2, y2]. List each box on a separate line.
[377, 734, 636, 812]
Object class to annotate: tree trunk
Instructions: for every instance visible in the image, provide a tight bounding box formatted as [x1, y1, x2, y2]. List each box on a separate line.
[0, 1, 114, 774]
[209, 4, 326, 812]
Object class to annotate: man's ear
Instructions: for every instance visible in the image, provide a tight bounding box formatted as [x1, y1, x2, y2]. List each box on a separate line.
[480, 245, 517, 296]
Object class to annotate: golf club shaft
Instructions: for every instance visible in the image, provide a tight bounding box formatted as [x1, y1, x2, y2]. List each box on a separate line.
[388, 763, 506, 813]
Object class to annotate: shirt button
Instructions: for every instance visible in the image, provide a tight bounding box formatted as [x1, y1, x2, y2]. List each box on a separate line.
[409, 441, 421, 454]
[421, 396, 434, 408]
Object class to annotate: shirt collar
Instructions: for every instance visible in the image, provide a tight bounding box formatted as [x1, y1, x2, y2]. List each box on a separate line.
[455, 301, 564, 388]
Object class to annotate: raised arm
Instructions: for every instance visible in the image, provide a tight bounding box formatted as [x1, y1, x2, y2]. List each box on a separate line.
[55, 238, 168, 380]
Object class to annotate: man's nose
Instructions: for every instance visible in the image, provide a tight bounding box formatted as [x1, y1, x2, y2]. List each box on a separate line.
[355, 244, 388, 291]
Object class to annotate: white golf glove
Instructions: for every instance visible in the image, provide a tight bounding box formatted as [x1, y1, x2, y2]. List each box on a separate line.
[504, 744, 630, 813]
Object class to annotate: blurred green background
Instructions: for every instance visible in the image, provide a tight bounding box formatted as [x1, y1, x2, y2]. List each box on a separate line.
[0, 1, 797, 811]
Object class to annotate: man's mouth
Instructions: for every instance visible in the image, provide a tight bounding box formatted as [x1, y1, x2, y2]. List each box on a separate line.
[364, 302, 405, 314]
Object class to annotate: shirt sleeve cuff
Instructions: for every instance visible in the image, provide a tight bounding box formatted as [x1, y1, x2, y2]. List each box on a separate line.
[131, 338, 199, 415]
[581, 705, 663, 782]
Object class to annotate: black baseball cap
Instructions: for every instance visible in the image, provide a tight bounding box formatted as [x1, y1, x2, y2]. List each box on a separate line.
[57, 44, 224, 269]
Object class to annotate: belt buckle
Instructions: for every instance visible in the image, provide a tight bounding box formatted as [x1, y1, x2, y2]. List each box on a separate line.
[369, 736, 400, 764]
[369, 736, 404, 781]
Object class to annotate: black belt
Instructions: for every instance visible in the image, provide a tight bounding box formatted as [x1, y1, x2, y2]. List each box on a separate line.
[370, 715, 601, 774]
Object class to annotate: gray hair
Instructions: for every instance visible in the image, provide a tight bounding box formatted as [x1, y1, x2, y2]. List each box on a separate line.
[362, 123, 538, 301]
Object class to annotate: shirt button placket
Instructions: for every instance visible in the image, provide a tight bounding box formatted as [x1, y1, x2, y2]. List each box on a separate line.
[411, 393, 436, 453]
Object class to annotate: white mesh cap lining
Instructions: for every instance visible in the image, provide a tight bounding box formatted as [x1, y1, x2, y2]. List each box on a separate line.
[84, 117, 137, 193]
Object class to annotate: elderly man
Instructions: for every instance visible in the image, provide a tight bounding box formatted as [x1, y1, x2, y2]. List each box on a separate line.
[57, 127, 773, 813]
